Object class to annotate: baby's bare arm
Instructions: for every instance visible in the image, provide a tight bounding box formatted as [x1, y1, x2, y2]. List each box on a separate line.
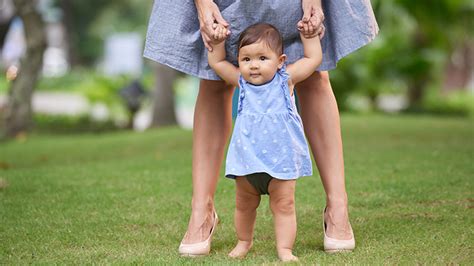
[286, 33, 322, 86]
[207, 25, 240, 87]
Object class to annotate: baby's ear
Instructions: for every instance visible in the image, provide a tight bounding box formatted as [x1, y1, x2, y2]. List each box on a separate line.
[278, 54, 287, 69]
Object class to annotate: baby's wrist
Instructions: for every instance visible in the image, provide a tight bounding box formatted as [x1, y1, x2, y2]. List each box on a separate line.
[299, 31, 315, 39]
[210, 39, 225, 45]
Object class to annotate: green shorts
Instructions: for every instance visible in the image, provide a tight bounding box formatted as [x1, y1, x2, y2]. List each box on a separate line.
[245, 173, 273, 195]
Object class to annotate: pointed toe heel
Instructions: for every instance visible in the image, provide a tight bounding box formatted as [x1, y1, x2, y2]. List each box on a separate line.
[323, 207, 355, 253]
[179, 211, 219, 257]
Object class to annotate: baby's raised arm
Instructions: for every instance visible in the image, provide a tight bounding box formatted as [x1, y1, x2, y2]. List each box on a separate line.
[207, 25, 240, 88]
[286, 27, 323, 87]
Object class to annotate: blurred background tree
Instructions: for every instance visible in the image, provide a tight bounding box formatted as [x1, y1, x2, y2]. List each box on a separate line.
[330, 0, 473, 112]
[3, 0, 46, 137]
[0, 0, 472, 138]
[56, 0, 178, 127]
[57, 0, 151, 66]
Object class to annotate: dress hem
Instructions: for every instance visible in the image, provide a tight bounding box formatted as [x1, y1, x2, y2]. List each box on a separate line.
[143, 31, 378, 81]
[225, 171, 313, 180]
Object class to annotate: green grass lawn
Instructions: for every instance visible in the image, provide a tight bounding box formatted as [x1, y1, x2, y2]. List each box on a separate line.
[1, 114, 473, 264]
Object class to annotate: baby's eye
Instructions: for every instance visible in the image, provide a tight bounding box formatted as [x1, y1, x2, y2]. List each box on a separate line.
[259, 56, 267, 61]
[243, 57, 250, 62]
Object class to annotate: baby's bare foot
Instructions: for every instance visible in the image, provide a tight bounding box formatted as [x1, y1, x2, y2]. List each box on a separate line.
[278, 248, 298, 262]
[229, 240, 253, 258]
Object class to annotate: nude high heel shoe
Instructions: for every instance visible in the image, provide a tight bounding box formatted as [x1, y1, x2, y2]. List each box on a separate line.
[323, 207, 355, 252]
[179, 211, 218, 256]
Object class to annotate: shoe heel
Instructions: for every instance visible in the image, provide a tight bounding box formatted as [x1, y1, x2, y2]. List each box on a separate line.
[323, 207, 355, 252]
[178, 211, 218, 256]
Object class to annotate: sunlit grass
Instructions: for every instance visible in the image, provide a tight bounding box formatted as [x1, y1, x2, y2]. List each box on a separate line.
[0, 114, 473, 264]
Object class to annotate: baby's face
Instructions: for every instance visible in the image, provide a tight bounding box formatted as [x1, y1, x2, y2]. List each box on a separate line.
[238, 41, 286, 85]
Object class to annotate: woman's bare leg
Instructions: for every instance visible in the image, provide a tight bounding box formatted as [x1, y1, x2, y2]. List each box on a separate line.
[182, 79, 234, 244]
[296, 71, 353, 240]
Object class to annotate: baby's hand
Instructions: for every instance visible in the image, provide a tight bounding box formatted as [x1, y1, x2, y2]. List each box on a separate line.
[297, 20, 325, 39]
[210, 23, 230, 45]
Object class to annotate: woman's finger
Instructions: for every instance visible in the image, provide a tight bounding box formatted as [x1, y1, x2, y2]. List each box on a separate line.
[204, 19, 215, 35]
[309, 15, 319, 29]
[213, 11, 229, 27]
[308, 21, 314, 35]
[314, 9, 325, 28]
[297, 20, 304, 31]
[302, 5, 312, 23]
[202, 33, 213, 51]
[318, 24, 326, 39]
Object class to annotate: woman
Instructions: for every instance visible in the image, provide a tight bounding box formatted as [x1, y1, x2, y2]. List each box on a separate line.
[144, 0, 378, 255]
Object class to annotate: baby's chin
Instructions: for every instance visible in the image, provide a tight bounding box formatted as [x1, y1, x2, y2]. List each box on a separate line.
[244, 76, 272, 86]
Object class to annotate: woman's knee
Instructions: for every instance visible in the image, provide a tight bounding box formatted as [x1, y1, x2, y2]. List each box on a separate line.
[296, 71, 332, 94]
[196, 79, 235, 113]
[200, 79, 235, 95]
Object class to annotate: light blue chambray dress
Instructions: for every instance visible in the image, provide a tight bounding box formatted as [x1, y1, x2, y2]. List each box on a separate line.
[225, 67, 312, 180]
[144, 0, 379, 80]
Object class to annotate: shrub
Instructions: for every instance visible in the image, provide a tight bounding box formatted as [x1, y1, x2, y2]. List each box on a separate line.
[33, 113, 119, 134]
[422, 88, 474, 117]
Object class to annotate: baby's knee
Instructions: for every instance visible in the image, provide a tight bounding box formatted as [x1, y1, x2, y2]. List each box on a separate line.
[270, 196, 295, 216]
[235, 193, 260, 212]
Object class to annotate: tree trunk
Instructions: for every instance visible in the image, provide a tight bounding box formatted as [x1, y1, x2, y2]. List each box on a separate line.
[60, 0, 78, 67]
[443, 40, 474, 93]
[3, 0, 46, 137]
[0, 18, 13, 50]
[406, 30, 430, 110]
[150, 64, 178, 127]
[407, 77, 429, 110]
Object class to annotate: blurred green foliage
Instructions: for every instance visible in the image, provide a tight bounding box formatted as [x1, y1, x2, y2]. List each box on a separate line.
[36, 68, 95, 92]
[33, 113, 118, 134]
[34, 68, 154, 94]
[10, 0, 468, 121]
[330, 0, 473, 113]
[423, 88, 474, 117]
[0, 75, 7, 93]
[66, 72, 135, 124]
[54, 0, 152, 65]
[38, 69, 152, 124]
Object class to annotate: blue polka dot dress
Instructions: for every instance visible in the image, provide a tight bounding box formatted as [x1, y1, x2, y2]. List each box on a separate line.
[225, 67, 313, 180]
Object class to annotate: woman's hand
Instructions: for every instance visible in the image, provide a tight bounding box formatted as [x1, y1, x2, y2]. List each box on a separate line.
[297, 0, 325, 39]
[209, 23, 230, 45]
[195, 0, 230, 51]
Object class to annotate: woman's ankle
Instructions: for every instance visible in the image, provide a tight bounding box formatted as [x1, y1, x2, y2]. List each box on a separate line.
[326, 194, 348, 209]
[191, 197, 214, 213]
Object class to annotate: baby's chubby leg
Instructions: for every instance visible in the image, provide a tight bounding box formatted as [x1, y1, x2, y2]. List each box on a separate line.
[229, 177, 261, 258]
[268, 179, 298, 262]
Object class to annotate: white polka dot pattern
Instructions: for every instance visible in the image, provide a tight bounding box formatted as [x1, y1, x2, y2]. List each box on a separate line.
[225, 67, 312, 180]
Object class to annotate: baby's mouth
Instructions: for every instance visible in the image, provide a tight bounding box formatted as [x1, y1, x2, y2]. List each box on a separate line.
[250, 73, 260, 78]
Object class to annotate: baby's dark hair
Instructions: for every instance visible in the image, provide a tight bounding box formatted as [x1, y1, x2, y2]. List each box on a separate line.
[238, 23, 283, 55]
